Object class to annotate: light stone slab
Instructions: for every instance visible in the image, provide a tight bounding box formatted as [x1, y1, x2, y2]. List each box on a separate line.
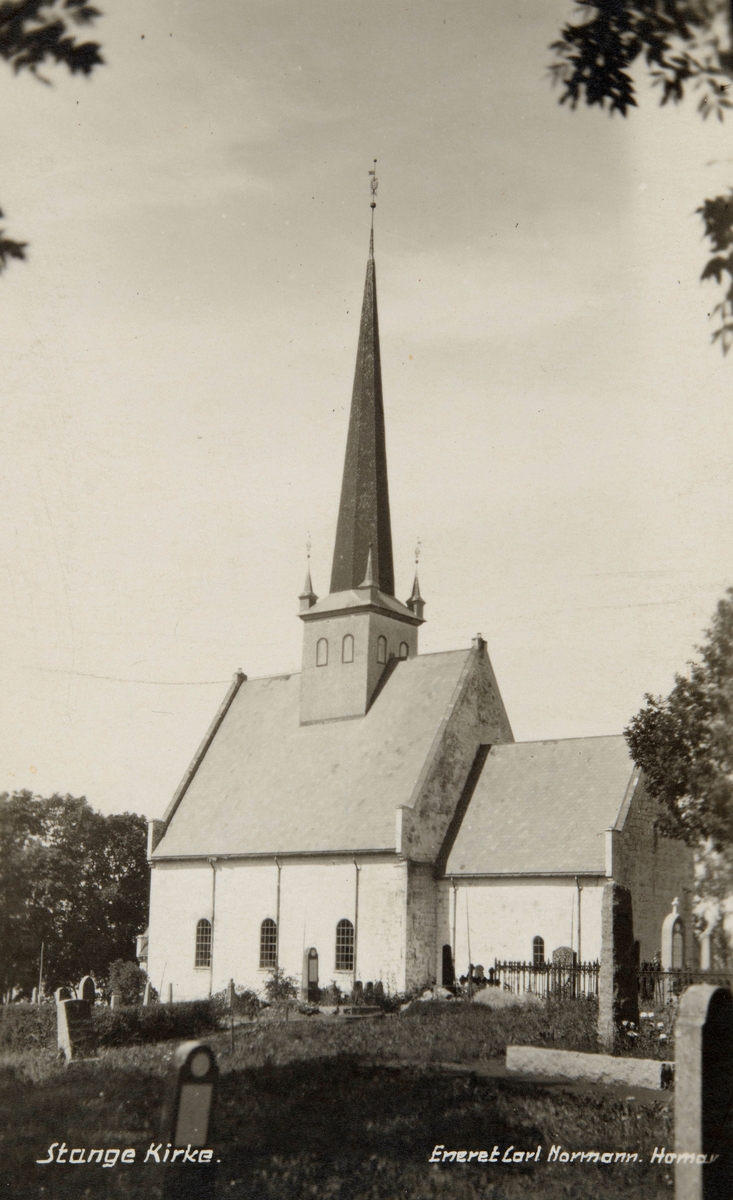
[506, 1045, 673, 1090]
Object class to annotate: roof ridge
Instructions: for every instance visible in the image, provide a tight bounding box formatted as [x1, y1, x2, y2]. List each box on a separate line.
[508, 733, 627, 746]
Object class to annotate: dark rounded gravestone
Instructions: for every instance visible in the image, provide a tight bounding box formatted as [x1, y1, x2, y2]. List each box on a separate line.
[79, 976, 96, 1003]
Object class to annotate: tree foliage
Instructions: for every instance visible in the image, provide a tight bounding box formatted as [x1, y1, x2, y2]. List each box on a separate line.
[107, 957, 154, 1006]
[550, 1, 733, 349]
[0, 791, 149, 996]
[624, 588, 733, 851]
[551, 0, 732, 117]
[0, 0, 104, 274]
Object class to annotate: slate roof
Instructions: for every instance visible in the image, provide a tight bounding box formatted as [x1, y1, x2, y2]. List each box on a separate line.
[444, 736, 636, 877]
[153, 648, 474, 859]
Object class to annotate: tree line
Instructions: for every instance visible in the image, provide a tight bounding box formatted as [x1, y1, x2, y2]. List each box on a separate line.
[0, 791, 148, 998]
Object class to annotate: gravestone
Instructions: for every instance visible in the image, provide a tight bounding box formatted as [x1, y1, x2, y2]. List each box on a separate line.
[598, 883, 639, 1051]
[56, 998, 94, 1061]
[662, 897, 686, 970]
[31, 987, 38, 1004]
[143, 980, 151, 1006]
[110, 993, 121, 1010]
[552, 946, 577, 968]
[54, 987, 71, 1002]
[700, 928, 713, 972]
[160, 1041, 218, 1199]
[79, 976, 96, 1004]
[675, 985, 733, 1199]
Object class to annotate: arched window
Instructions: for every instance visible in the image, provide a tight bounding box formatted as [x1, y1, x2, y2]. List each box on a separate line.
[399, 642, 409, 659]
[260, 918, 277, 969]
[195, 918, 212, 968]
[335, 918, 354, 972]
[342, 634, 354, 663]
[532, 936, 545, 967]
[316, 637, 328, 667]
[377, 635, 387, 665]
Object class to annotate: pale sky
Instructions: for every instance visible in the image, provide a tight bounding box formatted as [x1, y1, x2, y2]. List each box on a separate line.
[2, 0, 733, 817]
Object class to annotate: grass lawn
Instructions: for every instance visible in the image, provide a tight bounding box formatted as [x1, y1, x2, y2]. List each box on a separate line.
[1, 1002, 676, 1199]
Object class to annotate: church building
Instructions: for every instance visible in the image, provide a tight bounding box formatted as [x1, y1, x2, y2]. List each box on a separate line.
[145, 223, 694, 1002]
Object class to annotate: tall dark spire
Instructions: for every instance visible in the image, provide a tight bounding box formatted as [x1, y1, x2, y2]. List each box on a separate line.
[329, 213, 395, 596]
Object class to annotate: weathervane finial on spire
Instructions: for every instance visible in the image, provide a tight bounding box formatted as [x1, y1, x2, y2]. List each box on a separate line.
[368, 159, 378, 256]
[369, 159, 378, 209]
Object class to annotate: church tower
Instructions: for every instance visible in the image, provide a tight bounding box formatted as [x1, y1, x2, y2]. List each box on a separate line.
[300, 217, 423, 724]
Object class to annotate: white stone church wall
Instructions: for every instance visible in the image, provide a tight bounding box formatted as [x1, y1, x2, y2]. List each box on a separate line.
[147, 858, 216, 1002]
[148, 855, 410, 1001]
[436, 877, 606, 981]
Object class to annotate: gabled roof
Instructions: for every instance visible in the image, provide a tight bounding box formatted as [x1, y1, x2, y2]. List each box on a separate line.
[152, 649, 474, 859]
[444, 736, 637, 877]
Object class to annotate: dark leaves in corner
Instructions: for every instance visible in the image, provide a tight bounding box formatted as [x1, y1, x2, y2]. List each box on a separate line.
[0, 1, 104, 274]
[549, 1, 731, 119]
[0, 0, 103, 79]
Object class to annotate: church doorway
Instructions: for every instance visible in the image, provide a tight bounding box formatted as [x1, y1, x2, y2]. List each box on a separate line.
[303, 946, 319, 1001]
[441, 944, 454, 987]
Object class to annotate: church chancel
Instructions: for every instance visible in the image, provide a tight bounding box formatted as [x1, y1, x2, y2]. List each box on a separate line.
[145, 201, 693, 1002]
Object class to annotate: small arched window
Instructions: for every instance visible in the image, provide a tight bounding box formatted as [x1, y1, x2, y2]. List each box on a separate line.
[377, 635, 387, 665]
[195, 918, 212, 968]
[399, 642, 409, 659]
[532, 936, 545, 967]
[335, 918, 354, 972]
[342, 634, 354, 663]
[260, 918, 277, 969]
[316, 637, 328, 667]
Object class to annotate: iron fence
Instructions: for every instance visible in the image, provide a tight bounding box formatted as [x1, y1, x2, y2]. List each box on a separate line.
[490, 960, 600, 1000]
[637, 966, 732, 1008]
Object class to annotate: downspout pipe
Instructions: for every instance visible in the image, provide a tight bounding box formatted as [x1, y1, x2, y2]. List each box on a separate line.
[575, 876, 583, 964]
[353, 858, 361, 992]
[208, 857, 217, 998]
[275, 857, 282, 969]
[451, 876, 457, 979]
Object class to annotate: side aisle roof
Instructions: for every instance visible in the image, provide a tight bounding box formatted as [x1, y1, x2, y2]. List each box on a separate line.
[444, 736, 638, 876]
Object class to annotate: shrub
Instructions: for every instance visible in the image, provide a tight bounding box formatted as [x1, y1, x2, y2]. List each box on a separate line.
[107, 959, 153, 1006]
[92, 999, 219, 1047]
[0, 1003, 57, 1050]
[212, 985, 262, 1019]
[319, 981, 344, 1006]
[263, 967, 299, 1005]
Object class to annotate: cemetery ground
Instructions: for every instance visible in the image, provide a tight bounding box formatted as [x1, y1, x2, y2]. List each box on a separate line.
[0, 999, 678, 1200]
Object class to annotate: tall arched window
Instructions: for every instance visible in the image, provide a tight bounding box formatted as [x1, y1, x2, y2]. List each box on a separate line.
[335, 918, 354, 971]
[377, 635, 387, 665]
[316, 637, 328, 666]
[260, 918, 277, 969]
[399, 642, 409, 659]
[195, 918, 212, 968]
[342, 634, 354, 663]
[532, 936, 545, 967]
